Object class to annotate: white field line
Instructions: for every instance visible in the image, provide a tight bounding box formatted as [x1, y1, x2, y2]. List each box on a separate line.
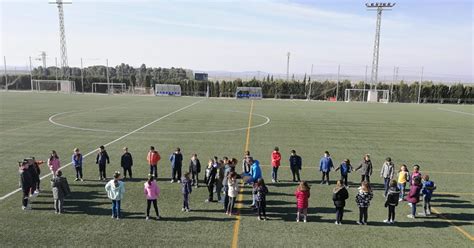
[0, 99, 205, 201]
[438, 107, 474, 116]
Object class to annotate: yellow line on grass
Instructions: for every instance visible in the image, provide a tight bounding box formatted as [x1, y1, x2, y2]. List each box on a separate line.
[232, 100, 254, 248]
[431, 207, 474, 241]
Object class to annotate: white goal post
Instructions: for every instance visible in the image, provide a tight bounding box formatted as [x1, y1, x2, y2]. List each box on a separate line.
[155, 84, 181, 96]
[32, 80, 75, 93]
[92, 82, 126, 94]
[236, 87, 262, 99]
[345, 89, 389, 103]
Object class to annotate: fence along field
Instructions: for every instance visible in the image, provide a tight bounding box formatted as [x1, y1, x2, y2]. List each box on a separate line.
[0, 92, 472, 246]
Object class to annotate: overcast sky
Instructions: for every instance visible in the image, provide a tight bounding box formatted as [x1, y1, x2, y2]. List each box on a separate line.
[1, 0, 472, 80]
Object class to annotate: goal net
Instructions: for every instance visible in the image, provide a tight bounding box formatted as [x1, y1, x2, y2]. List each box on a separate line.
[32, 80, 75, 93]
[236, 87, 262, 99]
[345, 89, 389, 103]
[155, 84, 181, 96]
[92, 83, 126, 94]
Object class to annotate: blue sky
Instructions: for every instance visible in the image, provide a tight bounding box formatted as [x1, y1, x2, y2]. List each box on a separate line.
[1, 0, 472, 80]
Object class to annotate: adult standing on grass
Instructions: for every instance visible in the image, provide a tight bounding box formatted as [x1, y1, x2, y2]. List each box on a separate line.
[96, 145, 110, 181]
[289, 150, 302, 182]
[170, 148, 183, 183]
[105, 171, 125, 220]
[271, 147, 281, 183]
[249, 158, 262, 208]
[48, 150, 60, 178]
[188, 154, 201, 188]
[120, 147, 133, 179]
[355, 154, 373, 183]
[242, 151, 251, 174]
[72, 148, 83, 181]
[319, 151, 334, 185]
[204, 159, 217, 203]
[380, 157, 395, 196]
[147, 146, 161, 179]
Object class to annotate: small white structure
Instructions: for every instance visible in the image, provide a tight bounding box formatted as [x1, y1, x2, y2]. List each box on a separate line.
[235, 87, 262, 99]
[155, 84, 181, 96]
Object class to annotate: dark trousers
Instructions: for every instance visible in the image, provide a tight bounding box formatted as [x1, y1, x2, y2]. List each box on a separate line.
[99, 164, 106, 179]
[123, 167, 132, 178]
[112, 200, 121, 218]
[383, 178, 390, 195]
[272, 167, 279, 181]
[22, 189, 29, 207]
[388, 205, 396, 221]
[172, 166, 182, 181]
[215, 182, 222, 201]
[183, 193, 190, 209]
[207, 184, 214, 201]
[191, 172, 199, 186]
[336, 206, 344, 222]
[290, 167, 300, 181]
[361, 175, 370, 183]
[359, 207, 368, 223]
[257, 201, 266, 218]
[223, 186, 229, 210]
[341, 175, 348, 186]
[149, 165, 157, 178]
[227, 197, 236, 213]
[75, 166, 83, 179]
[322, 172, 330, 183]
[146, 199, 159, 217]
[411, 203, 417, 216]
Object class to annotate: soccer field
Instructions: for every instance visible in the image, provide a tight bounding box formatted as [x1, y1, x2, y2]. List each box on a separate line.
[0, 92, 472, 247]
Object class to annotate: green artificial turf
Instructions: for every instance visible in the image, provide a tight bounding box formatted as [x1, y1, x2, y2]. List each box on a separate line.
[0, 92, 472, 247]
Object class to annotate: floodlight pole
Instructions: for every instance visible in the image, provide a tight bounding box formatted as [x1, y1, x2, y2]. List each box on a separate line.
[336, 64, 340, 100]
[80, 58, 84, 93]
[49, 0, 71, 77]
[366, 2, 395, 90]
[417, 66, 424, 104]
[3, 56, 7, 91]
[55, 57, 58, 81]
[363, 65, 368, 100]
[286, 52, 290, 81]
[29, 56, 33, 91]
[106, 59, 110, 94]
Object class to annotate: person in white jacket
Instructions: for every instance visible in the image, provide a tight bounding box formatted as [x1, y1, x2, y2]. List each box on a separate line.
[105, 171, 125, 219]
[380, 157, 395, 197]
[226, 172, 239, 216]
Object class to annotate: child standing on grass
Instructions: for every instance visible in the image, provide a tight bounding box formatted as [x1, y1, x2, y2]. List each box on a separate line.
[215, 159, 225, 203]
[143, 175, 161, 220]
[50, 170, 70, 214]
[120, 147, 133, 179]
[380, 157, 395, 197]
[420, 175, 436, 216]
[19, 161, 33, 210]
[271, 147, 281, 183]
[226, 172, 239, 215]
[188, 154, 201, 188]
[254, 178, 269, 221]
[319, 151, 334, 185]
[335, 159, 352, 187]
[204, 159, 217, 203]
[406, 176, 422, 219]
[147, 146, 161, 179]
[355, 181, 373, 225]
[181, 172, 192, 212]
[96, 145, 110, 181]
[355, 154, 373, 183]
[397, 164, 409, 201]
[48, 150, 60, 178]
[384, 180, 400, 224]
[411, 165, 421, 185]
[332, 180, 349, 225]
[72, 148, 83, 181]
[105, 171, 125, 220]
[295, 181, 311, 223]
[289, 150, 302, 182]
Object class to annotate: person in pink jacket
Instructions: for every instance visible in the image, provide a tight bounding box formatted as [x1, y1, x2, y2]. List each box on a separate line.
[143, 175, 161, 220]
[48, 150, 61, 177]
[271, 147, 281, 183]
[295, 181, 311, 222]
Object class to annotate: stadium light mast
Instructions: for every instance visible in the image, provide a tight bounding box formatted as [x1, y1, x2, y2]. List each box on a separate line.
[49, 0, 71, 76]
[286, 52, 290, 81]
[366, 2, 395, 90]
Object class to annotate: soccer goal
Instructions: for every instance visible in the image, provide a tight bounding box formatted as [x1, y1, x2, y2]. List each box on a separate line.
[32, 80, 75, 93]
[92, 82, 126, 94]
[155, 84, 181, 96]
[345, 89, 389, 103]
[236, 87, 262, 99]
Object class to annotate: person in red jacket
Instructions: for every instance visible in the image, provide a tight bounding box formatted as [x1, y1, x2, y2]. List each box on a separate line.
[295, 181, 311, 222]
[271, 147, 281, 183]
[147, 146, 161, 178]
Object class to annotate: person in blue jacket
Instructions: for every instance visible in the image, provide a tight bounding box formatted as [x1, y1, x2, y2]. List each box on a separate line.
[170, 147, 183, 183]
[335, 159, 352, 187]
[248, 158, 262, 208]
[319, 151, 334, 185]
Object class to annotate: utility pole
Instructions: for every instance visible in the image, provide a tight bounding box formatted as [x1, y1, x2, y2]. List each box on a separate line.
[363, 65, 368, 100]
[106, 59, 110, 94]
[366, 2, 395, 90]
[286, 52, 290, 81]
[417, 66, 424, 104]
[49, 0, 71, 77]
[3, 56, 7, 91]
[80, 58, 84, 93]
[29, 56, 33, 91]
[336, 64, 340, 101]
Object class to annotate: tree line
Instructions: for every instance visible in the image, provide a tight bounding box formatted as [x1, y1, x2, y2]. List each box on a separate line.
[1, 64, 472, 104]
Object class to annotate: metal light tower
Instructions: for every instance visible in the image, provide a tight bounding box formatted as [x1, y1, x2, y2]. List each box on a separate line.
[286, 52, 290, 81]
[50, 1, 71, 73]
[366, 2, 395, 89]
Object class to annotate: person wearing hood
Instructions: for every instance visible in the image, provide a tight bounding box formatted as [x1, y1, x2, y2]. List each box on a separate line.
[384, 180, 400, 224]
[105, 171, 125, 220]
[332, 180, 349, 225]
[249, 158, 262, 208]
[380, 157, 395, 197]
[143, 175, 161, 220]
[48, 150, 60, 178]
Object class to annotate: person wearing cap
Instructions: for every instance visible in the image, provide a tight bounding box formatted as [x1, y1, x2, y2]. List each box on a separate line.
[355, 154, 373, 183]
[120, 147, 133, 179]
[380, 157, 395, 196]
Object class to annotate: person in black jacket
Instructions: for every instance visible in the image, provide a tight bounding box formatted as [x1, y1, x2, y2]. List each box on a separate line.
[96, 145, 110, 180]
[332, 180, 349, 225]
[170, 148, 183, 183]
[19, 161, 33, 210]
[384, 180, 400, 224]
[204, 159, 217, 202]
[289, 150, 302, 182]
[27, 159, 40, 196]
[120, 147, 133, 179]
[188, 154, 201, 188]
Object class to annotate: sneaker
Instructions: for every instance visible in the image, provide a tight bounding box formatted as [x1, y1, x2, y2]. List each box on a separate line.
[205, 199, 211, 203]
[339, 222, 342, 225]
[177, 180, 181, 183]
[181, 208, 186, 212]
[146, 216, 150, 220]
[22, 206, 27, 210]
[390, 220, 395, 224]
[407, 214, 415, 219]
[398, 198, 403, 202]
[271, 179, 276, 183]
[296, 219, 300, 222]
[383, 219, 390, 223]
[303, 219, 307, 223]
[335, 221, 339, 225]
[186, 208, 191, 212]
[427, 210, 432, 215]
[320, 181, 325, 185]
[170, 180, 174, 183]
[326, 182, 330, 185]
[116, 217, 120, 220]
[74, 178, 79, 181]
[257, 217, 262, 221]
[111, 215, 115, 219]
[408, 203, 412, 207]
[156, 216, 161, 220]
[80, 178, 84, 182]
[363, 222, 367, 225]
[356, 221, 363, 225]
